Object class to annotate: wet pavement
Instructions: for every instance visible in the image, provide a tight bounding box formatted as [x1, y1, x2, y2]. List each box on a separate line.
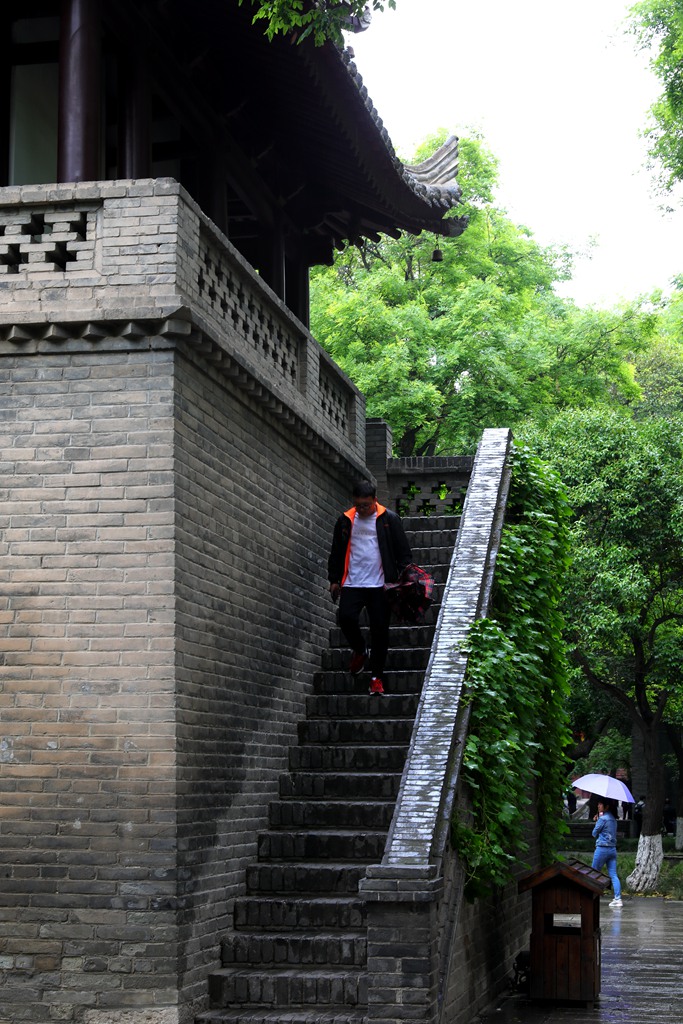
[477, 896, 683, 1023]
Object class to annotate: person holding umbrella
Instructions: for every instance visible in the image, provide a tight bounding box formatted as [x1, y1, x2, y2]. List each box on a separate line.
[573, 774, 633, 909]
[592, 798, 623, 908]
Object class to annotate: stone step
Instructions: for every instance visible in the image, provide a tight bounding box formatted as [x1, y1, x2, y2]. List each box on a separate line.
[321, 647, 429, 672]
[402, 512, 462, 532]
[222, 932, 366, 967]
[196, 512, 459, 1024]
[312, 670, 424, 695]
[233, 895, 366, 931]
[197, 1009, 367, 1024]
[305, 693, 419, 718]
[406, 525, 459, 548]
[412, 562, 450, 583]
[289, 744, 408, 772]
[298, 717, 414, 745]
[207, 966, 366, 1009]
[328, 624, 435, 649]
[417, 600, 444, 626]
[279, 772, 401, 801]
[269, 800, 395, 829]
[258, 830, 387, 862]
[402, 544, 455, 564]
[246, 863, 367, 895]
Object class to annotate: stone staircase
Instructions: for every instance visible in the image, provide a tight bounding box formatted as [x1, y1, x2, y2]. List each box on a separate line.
[196, 514, 461, 1024]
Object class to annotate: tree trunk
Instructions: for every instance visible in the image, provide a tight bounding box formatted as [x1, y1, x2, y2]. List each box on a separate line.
[665, 723, 683, 852]
[397, 428, 417, 458]
[626, 833, 664, 891]
[567, 715, 611, 763]
[627, 720, 665, 891]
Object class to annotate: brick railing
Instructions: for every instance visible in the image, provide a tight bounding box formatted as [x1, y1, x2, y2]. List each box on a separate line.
[386, 456, 473, 517]
[365, 419, 473, 514]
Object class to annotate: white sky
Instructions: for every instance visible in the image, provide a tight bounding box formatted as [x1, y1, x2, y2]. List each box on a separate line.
[347, 0, 683, 308]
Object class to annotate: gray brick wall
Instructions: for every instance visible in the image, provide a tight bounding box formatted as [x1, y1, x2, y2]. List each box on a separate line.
[0, 179, 366, 1024]
[172, 346, 350, 1012]
[0, 347, 180, 1022]
[0, 179, 364, 467]
[441, 818, 540, 1023]
[0, 335, 356, 1024]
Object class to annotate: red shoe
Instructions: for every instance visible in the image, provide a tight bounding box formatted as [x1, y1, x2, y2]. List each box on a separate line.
[369, 678, 385, 695]
[349, 649, 368, 675]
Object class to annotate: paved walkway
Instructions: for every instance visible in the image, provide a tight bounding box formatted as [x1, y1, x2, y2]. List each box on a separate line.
[478, 896, 683, 1023]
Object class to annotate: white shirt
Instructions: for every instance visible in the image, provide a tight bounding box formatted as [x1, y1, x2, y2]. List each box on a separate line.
[344, 512, 384, 587]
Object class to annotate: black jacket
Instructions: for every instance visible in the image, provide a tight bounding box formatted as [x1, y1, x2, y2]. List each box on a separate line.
[327, 503, 412, 586]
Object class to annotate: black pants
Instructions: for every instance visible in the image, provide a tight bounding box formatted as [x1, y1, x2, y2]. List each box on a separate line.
[338, 586, 391, 678]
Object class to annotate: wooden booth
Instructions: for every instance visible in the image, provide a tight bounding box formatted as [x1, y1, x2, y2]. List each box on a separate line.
[518, 859, 610, 1006]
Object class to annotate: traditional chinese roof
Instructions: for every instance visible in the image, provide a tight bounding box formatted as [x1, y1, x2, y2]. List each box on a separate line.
[323, 51, 466, 241]
[119, 0, 466, 259]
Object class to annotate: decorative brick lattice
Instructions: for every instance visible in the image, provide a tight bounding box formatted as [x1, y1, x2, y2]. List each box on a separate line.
[392, 474, 470, 517]
[319, 368, 349, 435]
[0, 207, 95, 274]
[197, 234, 299, 388]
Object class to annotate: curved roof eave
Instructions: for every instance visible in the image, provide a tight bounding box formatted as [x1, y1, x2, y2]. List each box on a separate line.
[301, 41, 468, 240]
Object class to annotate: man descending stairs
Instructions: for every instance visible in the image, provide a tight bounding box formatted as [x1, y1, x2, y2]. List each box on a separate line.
[196, 513, 461, 1024]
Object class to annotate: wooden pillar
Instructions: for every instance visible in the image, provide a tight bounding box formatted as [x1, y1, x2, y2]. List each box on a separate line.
[0, 9, 10, 187]
[286, 257, 310, 328]
[120, 50, 151, 180]
[266, 221, 286, 302]
[58, 0, 102, 182]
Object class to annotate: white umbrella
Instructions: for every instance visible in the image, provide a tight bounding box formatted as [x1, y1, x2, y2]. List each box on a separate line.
[573, 773, 635, 804]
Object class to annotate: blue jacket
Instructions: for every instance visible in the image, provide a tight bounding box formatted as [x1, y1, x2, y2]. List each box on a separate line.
[592, 811, 618, 848]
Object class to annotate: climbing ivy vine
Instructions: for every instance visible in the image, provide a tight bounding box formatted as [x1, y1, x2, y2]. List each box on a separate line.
[452, 446, 572, 899]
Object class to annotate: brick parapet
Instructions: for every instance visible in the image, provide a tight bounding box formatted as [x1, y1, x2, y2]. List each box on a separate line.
[365, 419, 392, 501]
[0, 178, 365, 471]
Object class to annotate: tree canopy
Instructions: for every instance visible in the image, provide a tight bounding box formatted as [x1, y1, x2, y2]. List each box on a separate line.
[633, 281, 683, 416]
[629, 0, 683, 192]
[241, 0, 396, 44]
[520, 408, 683, 885]
[311, 133, 658, 456]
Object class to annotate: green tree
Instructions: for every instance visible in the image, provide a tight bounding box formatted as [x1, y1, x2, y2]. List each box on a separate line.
[632, 281, 683, 417]
[240, 0, 395, 44]
[311, 134, 658, 455]
[571, 727, 632, 780]
[629, 0, 683, 192]
[521, 409, 683, 888]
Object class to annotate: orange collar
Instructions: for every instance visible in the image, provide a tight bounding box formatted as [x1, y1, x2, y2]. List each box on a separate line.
[344, 502, 386, 522]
